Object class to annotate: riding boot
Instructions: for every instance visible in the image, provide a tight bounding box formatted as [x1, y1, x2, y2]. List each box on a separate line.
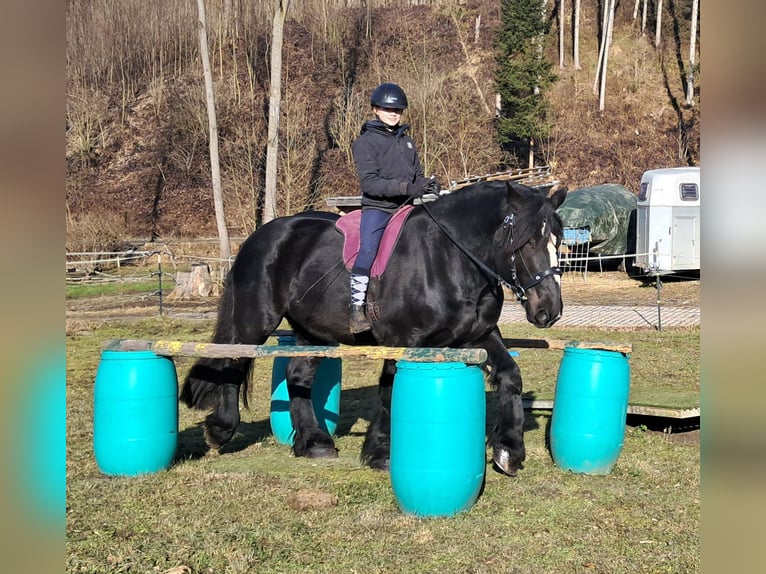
[349, 273, 371, 333]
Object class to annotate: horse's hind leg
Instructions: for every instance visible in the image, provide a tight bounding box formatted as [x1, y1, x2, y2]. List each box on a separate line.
[289, 356, 338, 459]
[181, 357, 251, 449]
[360, 359, 396, 471]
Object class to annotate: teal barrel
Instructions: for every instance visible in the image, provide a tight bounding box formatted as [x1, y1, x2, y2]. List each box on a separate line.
[270, 336, 342, 446]
[93, 350, 178, 476]
[390, 361, 486, 517]
[550, 347, 631, 474]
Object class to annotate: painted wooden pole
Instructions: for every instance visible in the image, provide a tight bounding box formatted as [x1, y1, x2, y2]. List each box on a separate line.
[103, 339, 488, 365]
[502, 338, 632, 354]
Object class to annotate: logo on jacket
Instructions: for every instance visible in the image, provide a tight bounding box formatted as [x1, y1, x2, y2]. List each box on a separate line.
[406, 142, 413, 149]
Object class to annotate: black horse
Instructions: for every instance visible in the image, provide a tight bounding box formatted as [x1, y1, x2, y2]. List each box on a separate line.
[181, 180, 567, 476]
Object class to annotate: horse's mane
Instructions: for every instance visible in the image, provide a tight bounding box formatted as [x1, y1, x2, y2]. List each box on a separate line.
[426, 180, 557, 247]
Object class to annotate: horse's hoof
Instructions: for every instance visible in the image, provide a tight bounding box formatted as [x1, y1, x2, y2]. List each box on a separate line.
[367, 457, 390, 472]
[203, 427, 223, 451]
[305, 445, 339, 459]
[492, 447, 521, 477]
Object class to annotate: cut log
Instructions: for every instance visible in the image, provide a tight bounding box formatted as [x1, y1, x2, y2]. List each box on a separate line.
[167, 263, 217, 300]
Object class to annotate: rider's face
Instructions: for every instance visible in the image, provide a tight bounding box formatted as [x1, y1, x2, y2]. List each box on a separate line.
[374, 106, 403, 127]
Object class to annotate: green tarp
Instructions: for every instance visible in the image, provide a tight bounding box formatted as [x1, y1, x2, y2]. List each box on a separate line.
[558, 183, 637, 255]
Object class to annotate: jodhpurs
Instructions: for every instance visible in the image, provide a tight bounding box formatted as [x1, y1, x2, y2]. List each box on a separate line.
[351, 207, 392, 276]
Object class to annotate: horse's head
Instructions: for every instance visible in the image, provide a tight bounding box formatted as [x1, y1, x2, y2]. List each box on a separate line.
[500, 183, 567, 328]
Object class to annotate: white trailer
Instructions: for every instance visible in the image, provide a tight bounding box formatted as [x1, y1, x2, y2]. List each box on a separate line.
[633, 167, 700, 275]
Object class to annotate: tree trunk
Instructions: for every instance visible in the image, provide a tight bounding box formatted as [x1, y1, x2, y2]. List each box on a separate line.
[641, 0, 648, 35]
[685, 0, 698, 106]
[598, 0, 616, 112]
[196, 0, 231, 263]
[559, 0, 565, 68]
[655, 0, 663, 48]
[168, 263, 218, 300]
[263, 0, 290, 224]
[593, 0, 609, 95]
[573, 0, 581, 70]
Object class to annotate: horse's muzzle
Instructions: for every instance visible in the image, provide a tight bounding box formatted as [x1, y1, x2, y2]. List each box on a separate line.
[533, 307, 562, 328]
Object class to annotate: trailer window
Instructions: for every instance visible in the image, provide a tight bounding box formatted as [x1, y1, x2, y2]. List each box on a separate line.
[639, 182, 649, 201]
[679, 183, 699, 201]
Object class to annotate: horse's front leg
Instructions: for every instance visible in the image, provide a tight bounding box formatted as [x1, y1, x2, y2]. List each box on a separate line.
[288, 356, 338, 458]
[360, 359, 396, 470]
[485, 332, 526, 476]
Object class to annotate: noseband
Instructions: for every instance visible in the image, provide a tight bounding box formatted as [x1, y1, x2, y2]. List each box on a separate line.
[501, 213, 562, 302]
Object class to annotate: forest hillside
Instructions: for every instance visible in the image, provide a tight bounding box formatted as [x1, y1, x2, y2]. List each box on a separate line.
[65, 0, 699, 248]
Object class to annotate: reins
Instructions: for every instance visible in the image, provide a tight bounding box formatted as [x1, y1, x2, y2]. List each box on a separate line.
[419, 199, 561, 302]
[420, 200, 511, 291]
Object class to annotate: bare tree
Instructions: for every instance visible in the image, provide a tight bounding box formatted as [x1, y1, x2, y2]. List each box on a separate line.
[263, 0, 290, 224]
[685, 0, 699, 106]
[196, 0, 231, 262]
[559, 0, 565, 68]
[642, 0, 648, 35]
[655, 0, 663, 48]
[597, 0, 616, 112]
[593, 0, 610, 94]
[573, 0, 581, 70]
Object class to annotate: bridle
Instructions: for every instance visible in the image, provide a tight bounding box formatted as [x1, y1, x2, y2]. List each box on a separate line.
[500, 213, 562, 302]
[421, 202, 561, 302]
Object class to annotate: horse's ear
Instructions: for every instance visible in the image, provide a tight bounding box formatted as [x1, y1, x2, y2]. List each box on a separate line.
[549, 186, 567, 209]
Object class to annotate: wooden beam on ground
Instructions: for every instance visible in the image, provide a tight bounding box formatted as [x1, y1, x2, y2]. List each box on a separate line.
[522, 399, 699, 419]
[503, 338, 632, 354]
[103, 339, 488, 364]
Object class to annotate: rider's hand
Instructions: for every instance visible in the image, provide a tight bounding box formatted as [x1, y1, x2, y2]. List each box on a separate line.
[406, 176, 431, 198]
[424, 176, 441, 195]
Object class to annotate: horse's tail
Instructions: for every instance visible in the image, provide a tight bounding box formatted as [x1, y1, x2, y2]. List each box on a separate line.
[180, 271, 253, 410]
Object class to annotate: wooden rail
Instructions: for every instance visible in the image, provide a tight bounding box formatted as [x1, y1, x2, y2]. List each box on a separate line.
[103, 339, 488, 364]
[104, 336, 631, 364]
[502, 338, 632, 354]
[521, 399, 699, 420]
[325, 166, 558, 213]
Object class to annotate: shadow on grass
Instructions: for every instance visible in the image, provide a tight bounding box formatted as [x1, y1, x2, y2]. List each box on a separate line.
[176, 387, 544, 467]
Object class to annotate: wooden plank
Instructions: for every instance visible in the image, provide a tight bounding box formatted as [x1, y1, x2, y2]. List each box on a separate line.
[625, 404, 700, 419]
[325, 167, 556, 212]
[448, 167, 556, 191]
[103, 339, 488, 364]
[503, 338, 632, 354]
[268, 331, 631, 355]
[521, 398, 699, 419]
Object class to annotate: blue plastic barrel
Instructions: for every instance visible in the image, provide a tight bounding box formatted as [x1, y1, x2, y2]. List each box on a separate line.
[390, 361, 486, 517]
[270, 336, 342, 445]
[550, 347, 631, 474]
[93, 350, 178, 476]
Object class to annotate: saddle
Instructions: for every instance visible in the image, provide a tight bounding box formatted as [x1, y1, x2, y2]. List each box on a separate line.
[335, 205, 414, 278]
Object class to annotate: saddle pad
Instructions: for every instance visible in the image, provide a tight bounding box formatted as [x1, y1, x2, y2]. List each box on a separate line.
[335, 205, 414, 278]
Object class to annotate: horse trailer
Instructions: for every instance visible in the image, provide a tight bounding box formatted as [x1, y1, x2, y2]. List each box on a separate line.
[633, 167, 700, 275]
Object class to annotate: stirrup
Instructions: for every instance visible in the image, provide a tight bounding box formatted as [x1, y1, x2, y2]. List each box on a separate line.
[349, 305, 371, 333]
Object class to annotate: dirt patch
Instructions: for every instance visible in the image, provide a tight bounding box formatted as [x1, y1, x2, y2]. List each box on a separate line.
[559, 270, 700, 307]
[66, 269, 700, 327]
[662, 429, 700, 446]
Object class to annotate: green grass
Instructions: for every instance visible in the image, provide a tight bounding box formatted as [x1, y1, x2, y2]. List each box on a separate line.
[66, 318, 699, 573]
[499, 323, 700, 410]
[66, 279, 161, 299]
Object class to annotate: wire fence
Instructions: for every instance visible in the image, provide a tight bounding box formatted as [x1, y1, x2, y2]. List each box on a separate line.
[65, 239, 697, 320]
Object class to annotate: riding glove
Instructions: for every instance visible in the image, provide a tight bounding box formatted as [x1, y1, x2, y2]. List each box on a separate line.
[405, 176, 431, 198]
[424, 177, 441, 195]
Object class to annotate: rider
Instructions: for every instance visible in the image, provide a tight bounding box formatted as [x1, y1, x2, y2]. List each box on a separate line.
[349, 82, 440, 333]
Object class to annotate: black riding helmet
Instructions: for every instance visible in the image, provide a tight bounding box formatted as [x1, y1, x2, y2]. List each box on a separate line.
[370, 83, 408, 110]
